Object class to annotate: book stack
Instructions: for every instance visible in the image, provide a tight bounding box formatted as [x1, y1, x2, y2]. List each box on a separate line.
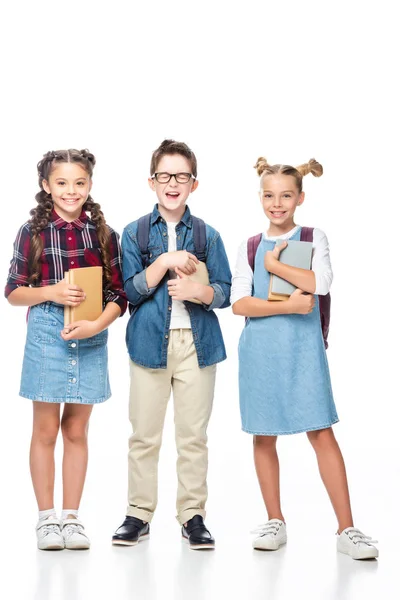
[268, 240, 313, 300]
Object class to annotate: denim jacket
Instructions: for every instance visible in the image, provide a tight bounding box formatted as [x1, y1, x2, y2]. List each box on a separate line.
[122, 205, 232, 368]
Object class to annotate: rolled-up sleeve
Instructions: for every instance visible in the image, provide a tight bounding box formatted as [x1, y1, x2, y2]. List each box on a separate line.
[203, 231, 232, 311]
[121, 226, 157, 308]
[5, 224, 31, 298]
[104, 229, 128, 315]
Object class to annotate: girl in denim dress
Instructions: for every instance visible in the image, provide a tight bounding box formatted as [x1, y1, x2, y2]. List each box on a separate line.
[5, 149, 126, 550]
[231, 157, 378, 560]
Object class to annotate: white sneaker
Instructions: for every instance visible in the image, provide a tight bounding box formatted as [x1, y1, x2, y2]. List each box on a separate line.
[61, 517, 90, 550]
[337, 527, 378, 560]
[36, 517, 64, 550]
[251, 519, 287, 551]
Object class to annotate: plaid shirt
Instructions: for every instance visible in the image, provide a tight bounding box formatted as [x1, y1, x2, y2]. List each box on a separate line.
[5, 210, 127, 315]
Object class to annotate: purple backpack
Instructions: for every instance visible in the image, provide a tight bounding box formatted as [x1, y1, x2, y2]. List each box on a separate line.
[247, 227, 331, 349]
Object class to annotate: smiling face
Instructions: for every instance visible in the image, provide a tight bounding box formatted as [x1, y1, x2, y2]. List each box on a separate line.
[260, 173, 304, 234]
[42, 162, 92, 222]
[148, 153, 198, 221]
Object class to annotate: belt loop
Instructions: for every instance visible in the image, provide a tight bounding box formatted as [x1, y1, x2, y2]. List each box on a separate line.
[44, 302, 50, 313]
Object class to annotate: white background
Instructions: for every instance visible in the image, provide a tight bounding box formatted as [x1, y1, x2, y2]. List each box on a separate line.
[1, 1, 399, 599]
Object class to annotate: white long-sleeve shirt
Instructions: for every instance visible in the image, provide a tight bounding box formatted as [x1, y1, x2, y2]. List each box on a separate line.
[230, 225, 333, 305]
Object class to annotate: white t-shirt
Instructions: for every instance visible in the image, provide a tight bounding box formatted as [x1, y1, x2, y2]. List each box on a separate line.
[167, 222, 192, 330]
[230, 225, 333, 305]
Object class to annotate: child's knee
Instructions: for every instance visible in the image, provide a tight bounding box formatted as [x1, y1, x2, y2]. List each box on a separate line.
[33, 423, 59, 446]
[61, 419, 88, 444]
[307, 427, 335, 448]
[253, 435, 277, 449]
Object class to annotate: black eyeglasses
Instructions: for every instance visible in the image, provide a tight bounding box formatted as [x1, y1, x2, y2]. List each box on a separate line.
[152, 172, 194, 184]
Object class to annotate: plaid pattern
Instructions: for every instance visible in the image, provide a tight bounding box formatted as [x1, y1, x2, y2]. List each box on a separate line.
[5, 210, 127, 315]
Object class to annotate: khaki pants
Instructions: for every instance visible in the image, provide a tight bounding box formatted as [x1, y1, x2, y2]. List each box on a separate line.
[127, 329, 216, 525]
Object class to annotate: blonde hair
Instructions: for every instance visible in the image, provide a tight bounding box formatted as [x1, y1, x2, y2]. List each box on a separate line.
[254, 157, 323, 192]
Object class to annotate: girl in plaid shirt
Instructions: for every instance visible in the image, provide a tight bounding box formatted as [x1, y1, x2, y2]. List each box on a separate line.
[5, 149, 126, 551]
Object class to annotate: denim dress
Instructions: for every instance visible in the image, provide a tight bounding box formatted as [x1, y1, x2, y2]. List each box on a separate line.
[20, 302, 110, 404]
[238, 227, 338, 435]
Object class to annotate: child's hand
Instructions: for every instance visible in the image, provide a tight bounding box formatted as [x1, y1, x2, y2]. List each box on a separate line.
[46, 280, 86, 306]
[167, 268, 200, 301]
[264, 241, 288, 271]
[287, 289, 315, 315]
[161, 251, 199, 275]
[61, 320, 100, 341]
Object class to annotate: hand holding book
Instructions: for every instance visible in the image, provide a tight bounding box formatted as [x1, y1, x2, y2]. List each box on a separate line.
[264, 240, 288, 271]
[167, 262, 210, 305]
[265, 240, 313, 301]
[64, 266, 103, 326]
[44, 279, 86, 306]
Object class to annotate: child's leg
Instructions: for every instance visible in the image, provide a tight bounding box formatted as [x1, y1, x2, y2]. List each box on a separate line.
[253, 435, 285, 521]
[172, 331, 216, 526]
[127, 360, 172, 522]
[61, 404, 93, 509]
[307, 427, 353, 532]
[30, 402, 61, 510]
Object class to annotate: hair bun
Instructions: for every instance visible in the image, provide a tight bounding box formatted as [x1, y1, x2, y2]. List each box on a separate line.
[254, 157, 270, 177]
[80, 149, 96, 166]
[296, 158, 323, 178]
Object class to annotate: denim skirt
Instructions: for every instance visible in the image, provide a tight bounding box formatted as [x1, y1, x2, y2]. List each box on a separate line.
[20, 302, 111, 404]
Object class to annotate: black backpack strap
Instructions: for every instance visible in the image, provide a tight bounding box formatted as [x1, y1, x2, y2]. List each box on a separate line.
[192, 216, 207, 262]
[137, 213, 151, 267]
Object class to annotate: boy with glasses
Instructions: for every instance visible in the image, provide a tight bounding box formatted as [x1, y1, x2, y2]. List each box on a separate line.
[112, 140, 231, 549]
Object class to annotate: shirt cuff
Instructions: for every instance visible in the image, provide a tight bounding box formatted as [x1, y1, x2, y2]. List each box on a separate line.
[203, 283, 225, 311]
[4, 282, 25, 298]
[104, 292, 128, 316]
[314, 275, 331, 296]
[133, 269, 157, 297]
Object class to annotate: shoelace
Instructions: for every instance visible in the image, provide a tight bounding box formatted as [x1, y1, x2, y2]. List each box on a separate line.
[251, 522, 282, 537]
[63, 522, 85, 538]
[39, 523, 60, 537]
[345, 528, 378, 545]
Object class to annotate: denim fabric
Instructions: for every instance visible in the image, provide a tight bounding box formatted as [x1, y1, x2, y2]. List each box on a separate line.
[122, 205, 232, 368]
[20, 302, 111, 404]
[238, 227, 338, 435]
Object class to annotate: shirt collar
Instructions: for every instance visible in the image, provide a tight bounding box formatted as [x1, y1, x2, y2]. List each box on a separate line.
[150, 204, 192, 228]
[51, 209, 88, 231]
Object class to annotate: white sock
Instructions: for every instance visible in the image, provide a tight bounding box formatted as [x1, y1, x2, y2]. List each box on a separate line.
[39, 508, 57, 521]
[62, 509, 79, 521]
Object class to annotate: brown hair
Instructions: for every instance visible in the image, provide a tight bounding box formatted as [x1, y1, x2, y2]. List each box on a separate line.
[28, 149, 113, 288]
[254, 157, 323, 192]
[150, 139, 198, 178]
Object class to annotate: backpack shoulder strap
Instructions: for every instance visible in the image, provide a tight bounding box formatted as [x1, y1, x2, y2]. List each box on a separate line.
[192, 216, 207, 262]
[247, 233, 262, 272]
[300, 226, 314, 242]
[137, 213, 151, 266]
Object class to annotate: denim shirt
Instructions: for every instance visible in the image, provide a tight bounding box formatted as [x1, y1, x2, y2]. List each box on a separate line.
[122, 205, 232, 369]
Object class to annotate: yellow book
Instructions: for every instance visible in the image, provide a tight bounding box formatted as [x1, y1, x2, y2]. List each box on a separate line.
[64, 266, 103, 326]
[187, 261, 210, 305]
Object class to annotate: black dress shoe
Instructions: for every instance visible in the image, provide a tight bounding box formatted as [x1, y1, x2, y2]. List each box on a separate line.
[182, 515, 215, 550]
[112, 516, 150, 546]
